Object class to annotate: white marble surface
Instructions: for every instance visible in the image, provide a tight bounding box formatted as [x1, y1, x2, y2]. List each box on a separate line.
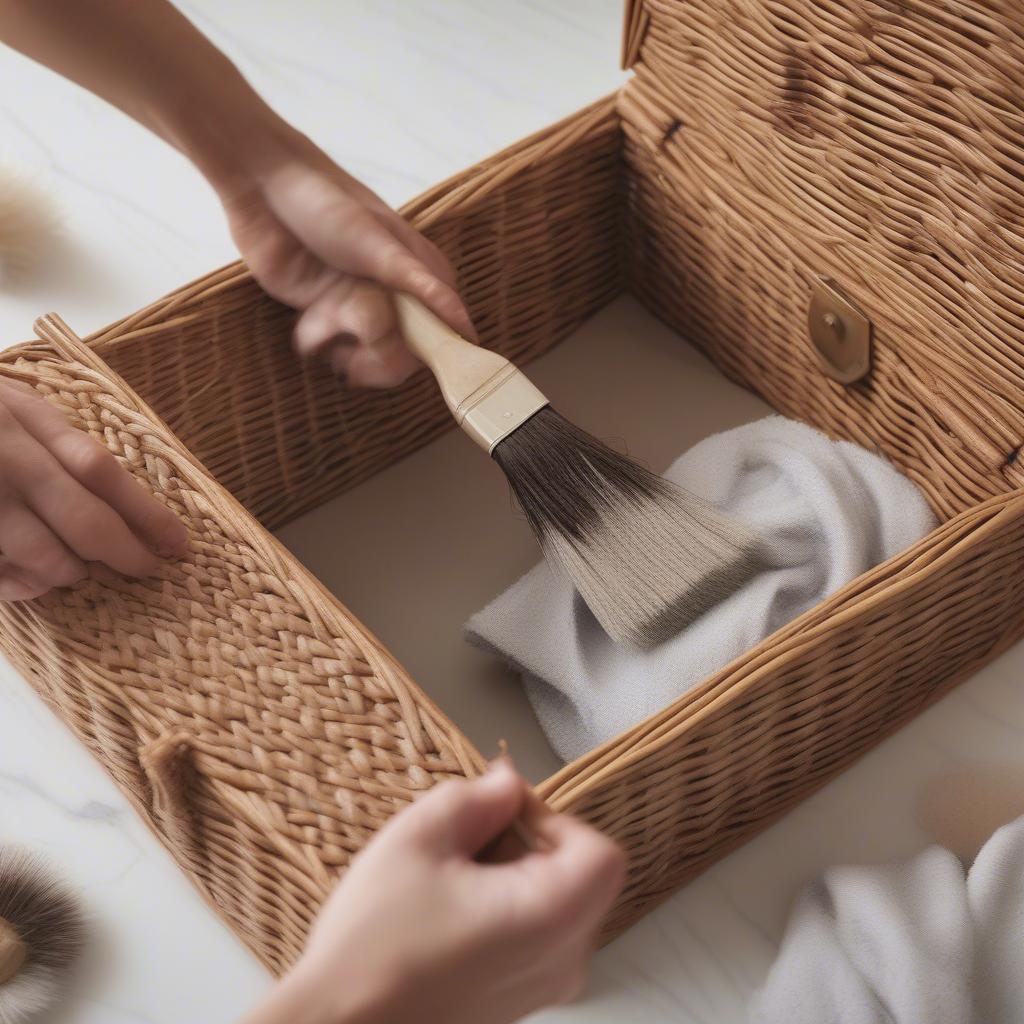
[3, 3, 1024, 1022]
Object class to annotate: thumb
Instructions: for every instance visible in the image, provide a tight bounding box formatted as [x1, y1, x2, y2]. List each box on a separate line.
[399, 761, 526, 858]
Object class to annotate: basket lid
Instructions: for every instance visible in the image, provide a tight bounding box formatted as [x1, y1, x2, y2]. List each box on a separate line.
[621, 0, 650, 70]
[617, 0, 1024, 508]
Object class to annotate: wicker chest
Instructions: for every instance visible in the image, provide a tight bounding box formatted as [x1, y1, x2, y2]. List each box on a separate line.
[4, 0, 1024, 973]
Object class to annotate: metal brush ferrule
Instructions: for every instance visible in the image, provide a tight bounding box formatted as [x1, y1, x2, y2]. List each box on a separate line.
[390, 291, 549, 453]
[455, 364, 549, 453]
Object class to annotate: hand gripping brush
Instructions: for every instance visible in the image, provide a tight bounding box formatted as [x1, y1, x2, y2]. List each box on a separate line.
[393, 295, 761, 648]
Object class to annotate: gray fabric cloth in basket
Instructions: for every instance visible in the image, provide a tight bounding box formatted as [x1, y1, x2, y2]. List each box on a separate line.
[749, 814, 1024, 1024]
[465, 416, 937, 763]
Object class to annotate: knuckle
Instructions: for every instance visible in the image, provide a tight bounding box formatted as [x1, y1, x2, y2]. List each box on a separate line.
[243, 232, 302, 296]
[243, 246, 274, 283]
[295, 283, 378, 356]
[62, 434, 114, 485]
[414, 276, 466, 330]
[0, 575, 43, 602]
[326, 203, 379, 248]
[419, 239, 458, 284]
[60, 502, 112, 555]
[342, 205, 378, 233]
[343, 296, 391, 343]
[243, 238, 279, 281]
[414, 777, 478, 828]
[24, 541, 81, 587]
[415, 273, 450, 305]
[47, 557, 86, 588]
[293, 311, 331, 354]
[327, 304, 367, 342]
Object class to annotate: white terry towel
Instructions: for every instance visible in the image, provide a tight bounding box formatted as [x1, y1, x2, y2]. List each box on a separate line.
[466, 416, 937, 763]
[749, 814, 1024, 1024]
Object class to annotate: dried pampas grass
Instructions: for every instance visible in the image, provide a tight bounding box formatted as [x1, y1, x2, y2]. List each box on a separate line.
[0, 164, 61, 281]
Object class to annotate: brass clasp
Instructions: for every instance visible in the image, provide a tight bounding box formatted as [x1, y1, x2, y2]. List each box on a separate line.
[808, 278, 872, 384]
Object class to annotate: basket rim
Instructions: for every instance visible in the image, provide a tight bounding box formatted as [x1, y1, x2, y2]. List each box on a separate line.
[538, 487, 1024, 806]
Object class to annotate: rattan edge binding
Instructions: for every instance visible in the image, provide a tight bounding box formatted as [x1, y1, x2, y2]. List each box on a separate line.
[31, 313, 489, 784]
[594, 606, 1024, 944]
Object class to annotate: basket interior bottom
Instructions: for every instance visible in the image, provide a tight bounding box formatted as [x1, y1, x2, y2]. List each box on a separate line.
[275, 296, 773, 783]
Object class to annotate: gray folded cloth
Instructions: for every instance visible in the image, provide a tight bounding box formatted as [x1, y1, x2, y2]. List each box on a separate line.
[749, 814, 1024, 1023]
[466, 416, 937, 762]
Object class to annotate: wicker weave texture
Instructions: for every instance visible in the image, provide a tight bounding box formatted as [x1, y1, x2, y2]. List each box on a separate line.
[547, 490, 1024, 937]
[0, 323, 486, 973]
[620, 0, 1024, 520]
[3, 0, 1024, 973]
[86, 97, 623, 532]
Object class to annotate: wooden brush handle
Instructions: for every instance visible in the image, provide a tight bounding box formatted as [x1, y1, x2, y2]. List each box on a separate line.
[0, 916, 26, 986]
[392, 293, 510, 410]
[392, 293, 548, 452]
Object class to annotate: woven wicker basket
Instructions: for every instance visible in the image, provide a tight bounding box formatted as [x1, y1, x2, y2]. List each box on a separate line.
[5, 0, 1024, 973]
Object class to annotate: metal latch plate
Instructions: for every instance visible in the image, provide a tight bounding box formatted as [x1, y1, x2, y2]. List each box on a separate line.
[808, 278, 872, 384]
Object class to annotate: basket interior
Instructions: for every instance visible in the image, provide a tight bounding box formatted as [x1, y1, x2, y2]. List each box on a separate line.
[274, 295, 773, 779]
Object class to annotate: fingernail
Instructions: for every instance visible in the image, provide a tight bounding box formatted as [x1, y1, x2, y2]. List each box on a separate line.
[156, 537, 188, 559]
[490, 740, 515, 770]
[485, 755, 516, 778]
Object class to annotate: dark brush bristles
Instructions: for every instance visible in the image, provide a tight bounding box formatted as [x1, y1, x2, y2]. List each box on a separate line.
[0, 848, 85, 1024]
[492, 407, 762, 647]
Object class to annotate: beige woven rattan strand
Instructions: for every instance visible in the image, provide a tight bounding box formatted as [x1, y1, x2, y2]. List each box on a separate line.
[4, 0, 1024, 973]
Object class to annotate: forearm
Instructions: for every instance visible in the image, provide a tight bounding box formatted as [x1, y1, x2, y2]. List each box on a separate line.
[0, 0, 285, 189]
[240, 973, 332, 1024]
[1, 0, 475, 358]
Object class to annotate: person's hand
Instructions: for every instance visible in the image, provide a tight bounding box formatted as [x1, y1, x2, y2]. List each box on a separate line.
[243, 760, 625, 1024]
[0, 377, 188, 600]
[1, 0, 473, 389]
[215, 123, 475, 388]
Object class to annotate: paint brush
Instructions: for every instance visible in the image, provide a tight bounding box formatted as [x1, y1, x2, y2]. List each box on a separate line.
[393, 293, 760, 648]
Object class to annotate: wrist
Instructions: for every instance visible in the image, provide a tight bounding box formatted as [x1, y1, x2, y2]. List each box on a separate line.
[240, 970, 343, 1024]
[145, 56, 297, 197]
[248, 957, 397, 1024]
